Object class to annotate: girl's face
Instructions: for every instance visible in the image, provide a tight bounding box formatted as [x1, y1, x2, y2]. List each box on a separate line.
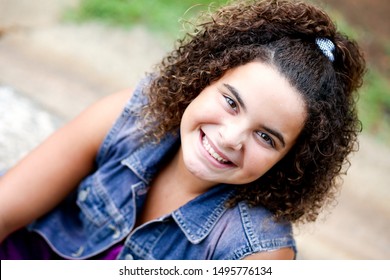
[179, 61, 307, 187]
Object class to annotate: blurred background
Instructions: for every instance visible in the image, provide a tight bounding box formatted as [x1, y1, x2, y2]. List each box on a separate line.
[0, 0, 389, 259]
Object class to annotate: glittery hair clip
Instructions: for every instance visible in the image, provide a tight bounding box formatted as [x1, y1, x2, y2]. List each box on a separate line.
[315, 38, 335, 62]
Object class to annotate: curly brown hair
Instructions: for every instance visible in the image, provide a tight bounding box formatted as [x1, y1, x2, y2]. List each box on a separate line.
[141, 0, 366, 223]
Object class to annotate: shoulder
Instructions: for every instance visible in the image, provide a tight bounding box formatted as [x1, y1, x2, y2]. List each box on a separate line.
[113, 76, 151, 116]
[78, 88, 134, 150]
[236, 202, 294, 239]
[92, 88, 134, 121]
[242, 247, 295, 260]
[213, 201, 296, 260]
[94, 81, 153, 164]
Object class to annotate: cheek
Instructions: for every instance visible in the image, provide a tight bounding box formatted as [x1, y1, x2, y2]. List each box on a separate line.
[244, 150, 282, 177]
[180, 103, 199, 133]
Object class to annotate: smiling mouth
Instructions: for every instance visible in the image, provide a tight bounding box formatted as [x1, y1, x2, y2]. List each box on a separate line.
[201, 134, 231, 164]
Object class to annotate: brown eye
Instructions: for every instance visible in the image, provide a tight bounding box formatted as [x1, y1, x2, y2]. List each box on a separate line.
[257, 132, 275, 148]
[225, 96, 238, 111]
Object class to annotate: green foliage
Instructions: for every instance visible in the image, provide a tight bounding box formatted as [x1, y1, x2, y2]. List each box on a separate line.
[358, 69, 390, 141]
[65, 0, 228, 36]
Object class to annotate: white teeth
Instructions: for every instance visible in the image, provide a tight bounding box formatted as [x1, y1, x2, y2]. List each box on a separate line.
[202, 136, 229, 163]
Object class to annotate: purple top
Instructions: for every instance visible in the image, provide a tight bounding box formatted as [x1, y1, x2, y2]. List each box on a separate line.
[0, 228, 123, 260]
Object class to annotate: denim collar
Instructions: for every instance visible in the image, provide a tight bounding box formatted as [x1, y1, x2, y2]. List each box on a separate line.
[121, 132, 180, 184]
[172, 184, 236, 244]
[121, 133, 237, 244]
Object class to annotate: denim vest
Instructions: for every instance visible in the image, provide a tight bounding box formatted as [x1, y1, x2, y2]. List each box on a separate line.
[29, 79, 296, 260]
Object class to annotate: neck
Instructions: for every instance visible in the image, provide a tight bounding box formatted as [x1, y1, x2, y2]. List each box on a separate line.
[157, 147, 214, 196]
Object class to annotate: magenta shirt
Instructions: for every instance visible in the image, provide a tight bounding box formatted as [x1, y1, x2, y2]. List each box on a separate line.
[0, 228, 123, 260]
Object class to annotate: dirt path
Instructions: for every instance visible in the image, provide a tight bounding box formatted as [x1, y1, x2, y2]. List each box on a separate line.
[0, 0, 389, 259]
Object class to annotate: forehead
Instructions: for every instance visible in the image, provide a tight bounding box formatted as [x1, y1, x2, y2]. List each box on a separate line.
[219, 61, 303, 104]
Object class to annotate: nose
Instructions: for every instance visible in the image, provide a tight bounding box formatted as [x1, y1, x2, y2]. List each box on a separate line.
[218, 122, 245, 150]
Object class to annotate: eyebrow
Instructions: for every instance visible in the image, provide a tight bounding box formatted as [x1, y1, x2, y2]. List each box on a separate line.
[223, 83, 247, 112]
[223, 83, 286, 148]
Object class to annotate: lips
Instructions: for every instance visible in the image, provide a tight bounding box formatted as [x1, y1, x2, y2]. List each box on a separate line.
[200, 131, 234, 166]
[202, 136, 230, 163]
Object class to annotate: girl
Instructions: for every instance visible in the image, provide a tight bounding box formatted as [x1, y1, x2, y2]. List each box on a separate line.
[0, 0, 365, 260]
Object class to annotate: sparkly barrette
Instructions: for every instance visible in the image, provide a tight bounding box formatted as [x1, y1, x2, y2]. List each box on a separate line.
[315, 38, 335, 62]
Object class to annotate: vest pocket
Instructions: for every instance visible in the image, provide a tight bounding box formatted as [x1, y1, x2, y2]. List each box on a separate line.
[76, 177, 111, 227]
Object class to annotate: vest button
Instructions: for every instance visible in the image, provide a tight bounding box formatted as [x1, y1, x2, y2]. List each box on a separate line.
[78, 189, 89, 201]
[71, 246, 84, 258]
[125, 254, 134, 260]
[108, 224, 121, 239]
